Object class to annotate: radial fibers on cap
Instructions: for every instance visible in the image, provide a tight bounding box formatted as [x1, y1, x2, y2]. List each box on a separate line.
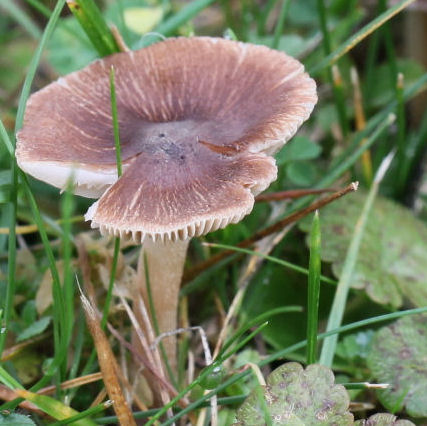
[16, 37, 317, 242]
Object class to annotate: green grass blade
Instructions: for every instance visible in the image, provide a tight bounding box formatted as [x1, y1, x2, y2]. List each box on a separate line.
[378, 0, 399, 81]
[68, 308, 85, 381]
[318, 114, 395, 187]
[0, 0, 65, 359]
[0, 366, 25, 390]
[319, 151, 395, 367]
[0, 124, 17, 357]
[310, 0, 417, 75]
[109, 67, 122, 177]
[67, 0, 119, 57]
[395, 72, 407, 197]
[21, 171, 65, 354]
[61, 181, 75, 350]
[316, 0, 332, 53]
[0, 121, 14, 157]
[203, 242, 337, 285]
[24, 0, 51, 18]
[15, 0, 66, 133]
[101, 67, 123, 330]
[15, 0, 66, 377]
[271, 0, 290, 49]
[316, 0, 349, 137]
[153, 0, 215, 37]
[1, 0, 41, 39]
[306, 211, 321, 365]
[220, 306, 302, 357]
[51, 401, 111, 425]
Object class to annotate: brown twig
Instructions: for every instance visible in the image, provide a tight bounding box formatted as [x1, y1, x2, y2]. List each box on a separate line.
[37, 372, 103, 395]
[183, 182, 358, 283]
[255, 187, 336, 203]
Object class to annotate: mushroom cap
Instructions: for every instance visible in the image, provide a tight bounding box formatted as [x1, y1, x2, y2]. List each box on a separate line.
[16, 37, 317, 242]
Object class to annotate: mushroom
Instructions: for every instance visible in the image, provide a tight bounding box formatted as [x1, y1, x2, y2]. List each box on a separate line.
[16, 37, 317, 371]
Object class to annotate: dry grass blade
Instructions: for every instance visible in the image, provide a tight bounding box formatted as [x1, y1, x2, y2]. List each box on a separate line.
[0, 385, 44, 416]
[37, 372, 103, 395]
[184, 182, 359, 283]
[106, 322, 177, 398]
[1, 332, 50, 361]
[79, 289, 136, 426]
[116, 294, 174, 409]
[111, 25, 130, 52]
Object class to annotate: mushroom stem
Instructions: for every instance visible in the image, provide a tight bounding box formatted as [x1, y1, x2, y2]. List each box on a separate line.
[136, 238, 189, 370]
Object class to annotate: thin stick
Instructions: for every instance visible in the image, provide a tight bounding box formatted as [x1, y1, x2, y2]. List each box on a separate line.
[37, 372, 103, 395]
[184, 182, 359, 283]
[255, 187, 336, 203]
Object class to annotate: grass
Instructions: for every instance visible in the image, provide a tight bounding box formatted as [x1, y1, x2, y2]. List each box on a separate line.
[1, 0, 427, 424]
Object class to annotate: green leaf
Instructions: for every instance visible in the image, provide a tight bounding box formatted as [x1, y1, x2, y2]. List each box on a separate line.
[276, 136, 322, 165]
[367, 314, 427, 417]
[286, 161, 318, 187]
[234, 362, 353, 425]
[335, 330, 374, 364]
[15, 389, 97, 425]
[21, 300, 37, 325]
[17, 316, 51, 342]
[355, 413, 415, 425]
[0, 413, 36, 425]
[299, 190, 427, 308]
[67, 0, 119, 57]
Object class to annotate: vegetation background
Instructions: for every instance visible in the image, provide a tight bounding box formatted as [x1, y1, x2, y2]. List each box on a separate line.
[0, 0, 427, 424]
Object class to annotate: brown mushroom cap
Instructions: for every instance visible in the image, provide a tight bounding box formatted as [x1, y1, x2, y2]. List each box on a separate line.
[16, 37, 317, 242]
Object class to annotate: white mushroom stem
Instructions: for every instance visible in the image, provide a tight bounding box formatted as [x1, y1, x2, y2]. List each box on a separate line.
[136, 238, 189, 370]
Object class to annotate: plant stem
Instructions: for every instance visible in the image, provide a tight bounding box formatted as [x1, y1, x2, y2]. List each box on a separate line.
[306, 211, 321, 365]
[319, 151, 395, 367]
